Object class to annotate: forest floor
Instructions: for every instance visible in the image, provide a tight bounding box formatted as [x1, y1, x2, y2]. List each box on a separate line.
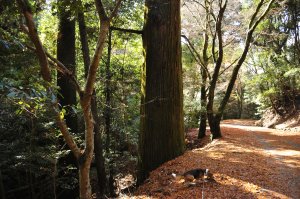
[119, 119, 300, 199]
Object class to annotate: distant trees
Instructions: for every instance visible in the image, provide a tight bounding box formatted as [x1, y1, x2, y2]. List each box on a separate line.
[246, 0, 300, 117]
[138, 0, 185, 182]
[182, 0, 275, 139]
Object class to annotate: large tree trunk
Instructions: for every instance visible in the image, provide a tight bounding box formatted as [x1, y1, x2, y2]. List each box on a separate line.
[138, 0, 185, 183]
[57, 0, 78, 134]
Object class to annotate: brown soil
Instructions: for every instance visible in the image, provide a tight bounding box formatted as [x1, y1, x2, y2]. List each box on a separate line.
[119, 119, 300, 199]
[259, 110, 300, 131]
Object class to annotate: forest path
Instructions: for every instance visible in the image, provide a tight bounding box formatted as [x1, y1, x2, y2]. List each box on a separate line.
[222, 121, 300, 198]
[130, 120, 300, 199]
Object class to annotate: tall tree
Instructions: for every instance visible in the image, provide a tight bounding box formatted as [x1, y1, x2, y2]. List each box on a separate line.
[207, 0, 275, 139]
[77, 1, 107, 196]
[183, 0, 275, 139]
[57, 0, 78, 134]
[16, 0, 123, 198]
[138, 0, 185, 182]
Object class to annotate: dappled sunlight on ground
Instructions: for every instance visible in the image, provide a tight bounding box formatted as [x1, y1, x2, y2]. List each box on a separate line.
[130, 120, 300, 198]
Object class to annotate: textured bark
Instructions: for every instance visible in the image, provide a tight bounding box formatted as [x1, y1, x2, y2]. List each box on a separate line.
[139, 0, 185, 183]
[57, 0, 78, 134]
[79, 164, 92, 199]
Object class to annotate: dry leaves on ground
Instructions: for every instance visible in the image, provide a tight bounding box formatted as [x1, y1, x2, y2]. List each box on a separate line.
[119, 120, 300, 199]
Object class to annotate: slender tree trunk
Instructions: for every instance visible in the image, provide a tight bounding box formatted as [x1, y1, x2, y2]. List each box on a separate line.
[198, 1, 210, 139]
[198, 68, 207, 139]
[138, 0, 185, 183]
[91, 95, 107, 196]
[105, 29, 116, 196]
[78, 6, 107, 196]
[57, 0, 78, 134]
[79, 163, 92, 199]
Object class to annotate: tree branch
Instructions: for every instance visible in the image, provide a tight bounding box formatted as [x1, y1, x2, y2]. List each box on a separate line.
[25, 44, 83, 95]
[16, 0, 81, 159]
[110, 26, 143, 34]
[109, 0, 123, 20]
[217, 0, 275, 116]
[181, 35, 211, 78]
[17, 0, 51, 82]
[94, 0, 109, 21]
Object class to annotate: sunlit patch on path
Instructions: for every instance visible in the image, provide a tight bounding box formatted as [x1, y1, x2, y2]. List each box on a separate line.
[130, 120, 300, 199]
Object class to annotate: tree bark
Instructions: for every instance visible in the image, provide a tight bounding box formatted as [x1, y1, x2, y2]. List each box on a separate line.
[57, 0, 78, 134]
[79, 163, 92, 199]
[207, 114, 222, 139]
[105, 29, 115, 196]
[138, 0, 185, 183]
[198, 6, 209, 139]
[198, 69, 207, 139]
[77, 5, 107, 196]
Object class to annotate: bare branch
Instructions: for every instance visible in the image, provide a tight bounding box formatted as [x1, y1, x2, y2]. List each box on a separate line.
[181, 35, 211, 78]
[217, 0, 276, 115]
[250, 0, 276, 31]
[248, 0, 265, 29]
[84, 21, 110, 107]
[55, 111, 81, 158]
[219, 57, 239, 76]
[109, 0, 123, 20]
[110, 26, 143, 34]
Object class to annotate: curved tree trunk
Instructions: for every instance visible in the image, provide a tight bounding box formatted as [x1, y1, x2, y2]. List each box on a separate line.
[78, 7, 107, 196]
[138, 0, 185, 183]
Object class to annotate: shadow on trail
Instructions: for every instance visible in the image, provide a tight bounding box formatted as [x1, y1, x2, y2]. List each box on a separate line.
[219, 123, 300, 198]
[134, 122, 300, 198]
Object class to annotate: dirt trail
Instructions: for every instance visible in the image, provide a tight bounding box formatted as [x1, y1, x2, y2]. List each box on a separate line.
[223, 122, 300, 198]
[129, 120, 300, 199]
